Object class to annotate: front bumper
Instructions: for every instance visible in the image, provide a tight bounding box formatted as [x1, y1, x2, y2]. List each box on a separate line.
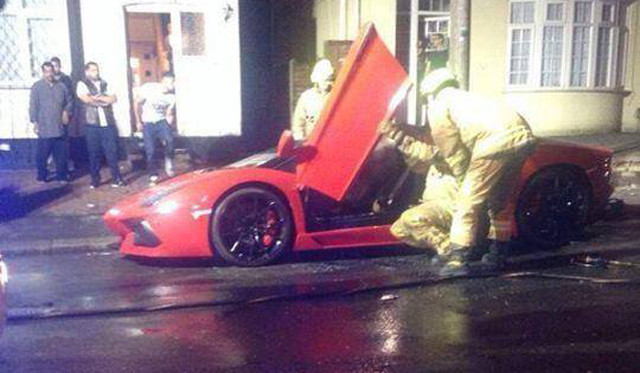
[104, 203, 214, 258]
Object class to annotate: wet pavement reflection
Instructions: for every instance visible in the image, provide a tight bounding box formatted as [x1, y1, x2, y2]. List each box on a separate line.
[1, 219, 640, 371]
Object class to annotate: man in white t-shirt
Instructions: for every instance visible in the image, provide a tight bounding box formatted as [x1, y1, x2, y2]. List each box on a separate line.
[134, 72, 176, 185]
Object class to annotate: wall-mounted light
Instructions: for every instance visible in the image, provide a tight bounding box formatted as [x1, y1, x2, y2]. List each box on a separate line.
[223, 3, 234, 23]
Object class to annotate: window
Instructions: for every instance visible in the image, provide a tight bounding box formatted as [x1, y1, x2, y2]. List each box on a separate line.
[180, 12, 205, 56]
[570, 1, 592, 86]
[27, 18, 54, 78]
[541, 3, 564, 86]
[541, 26, 563, 86]
[0, 0, 60, 86]
[507, 0, 624, 89]
[508, 2, 534, 85]
[0, 15, 23, 83]
[396, 0, 450, 124]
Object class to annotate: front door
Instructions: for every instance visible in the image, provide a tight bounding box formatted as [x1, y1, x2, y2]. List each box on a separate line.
[295, 23, 411, 202]
[124, 1, 241, 137]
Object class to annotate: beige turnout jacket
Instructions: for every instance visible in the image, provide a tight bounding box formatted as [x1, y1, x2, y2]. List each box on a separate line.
[427, 88, 536, 181]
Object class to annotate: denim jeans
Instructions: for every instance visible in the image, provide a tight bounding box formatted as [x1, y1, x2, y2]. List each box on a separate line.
[142, 120, 174, 176]
[85, 125, 122, 182]
[36, 137, 67, 181]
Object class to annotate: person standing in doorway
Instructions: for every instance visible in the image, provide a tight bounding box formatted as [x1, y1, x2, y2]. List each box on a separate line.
[424, 33, 449, 73]
[76, 62, 126, 189]
[29, 61, 72, 183]
[51, 56, 76, 176]
[134, 72, 176, 186]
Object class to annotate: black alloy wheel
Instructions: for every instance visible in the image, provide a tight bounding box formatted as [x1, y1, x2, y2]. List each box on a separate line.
[211, 187, 293, 266]
[516, 167, 592, 248]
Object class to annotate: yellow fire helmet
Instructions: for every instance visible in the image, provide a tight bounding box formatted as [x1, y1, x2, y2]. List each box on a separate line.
[420, 68, 459, 96]
[310, 59, 335, 84]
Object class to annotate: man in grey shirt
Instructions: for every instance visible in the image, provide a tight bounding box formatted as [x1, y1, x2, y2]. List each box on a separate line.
[29, 61, 73, 182]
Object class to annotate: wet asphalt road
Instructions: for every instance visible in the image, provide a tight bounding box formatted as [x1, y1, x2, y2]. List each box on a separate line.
[2, 219, 640, 372]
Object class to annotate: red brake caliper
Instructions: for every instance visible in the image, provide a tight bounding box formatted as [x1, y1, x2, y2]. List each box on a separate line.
[262, 210, 278, 247]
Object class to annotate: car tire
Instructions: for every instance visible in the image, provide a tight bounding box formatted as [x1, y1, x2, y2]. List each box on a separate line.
[210, 187, 293, 267]
[515, 167, 592, 249]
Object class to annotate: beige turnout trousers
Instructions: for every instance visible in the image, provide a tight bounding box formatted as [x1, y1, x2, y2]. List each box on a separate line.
[449, 151, 529, 247]
[391, 169, 458, 253]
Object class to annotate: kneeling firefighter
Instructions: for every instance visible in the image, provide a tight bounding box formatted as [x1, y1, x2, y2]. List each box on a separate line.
[378, 121, 458, 257]
[384, 68, 537, 276]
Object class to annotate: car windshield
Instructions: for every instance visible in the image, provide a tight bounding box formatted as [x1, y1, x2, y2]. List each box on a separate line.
[225, 148, 278, 168]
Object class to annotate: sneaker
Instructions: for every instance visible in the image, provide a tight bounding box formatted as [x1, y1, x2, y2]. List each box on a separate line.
[164, 157, 175, 177]
[111, 178, 127, 188]
[149, 175, 159, 186]
[36, 178, 47, 184]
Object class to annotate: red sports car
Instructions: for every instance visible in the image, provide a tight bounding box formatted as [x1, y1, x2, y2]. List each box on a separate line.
[104, 24, 613, 267]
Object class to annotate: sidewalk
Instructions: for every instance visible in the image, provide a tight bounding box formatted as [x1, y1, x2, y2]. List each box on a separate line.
[1, 133, 640, 258]
[0, 153, 198, 257]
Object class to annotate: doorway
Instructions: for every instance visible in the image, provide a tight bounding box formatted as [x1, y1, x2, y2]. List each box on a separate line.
[126, 13, 173, 91]
[123, 2, 241, 138]
[396, 0, 450, 125]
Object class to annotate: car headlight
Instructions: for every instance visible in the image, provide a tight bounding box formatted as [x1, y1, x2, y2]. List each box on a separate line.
[156, 200, 179, 215]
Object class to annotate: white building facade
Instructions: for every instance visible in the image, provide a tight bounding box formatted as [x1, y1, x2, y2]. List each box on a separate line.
[313, 0, 640, 135]
[0, 0, 242, 167]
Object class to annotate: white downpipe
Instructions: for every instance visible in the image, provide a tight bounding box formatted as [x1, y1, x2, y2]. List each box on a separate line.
[339, 0, 348, 39]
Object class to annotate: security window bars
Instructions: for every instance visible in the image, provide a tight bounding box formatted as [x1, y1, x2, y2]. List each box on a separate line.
[0, 15, 24, 83]
[22, 0, 53, 8]
[0, 0, 61, 86]
[27, 18, 54, 78]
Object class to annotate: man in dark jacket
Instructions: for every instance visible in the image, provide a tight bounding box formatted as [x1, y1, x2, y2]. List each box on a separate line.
[51, 56, 76, 175]
[29, 62, 73, 183]
[76, 62, 125, 189]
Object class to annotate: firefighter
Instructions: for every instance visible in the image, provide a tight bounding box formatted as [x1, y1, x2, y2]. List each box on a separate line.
[291, 59, 334, 141]
[378, 120, 458, 257]
[420, 68, 537, 276]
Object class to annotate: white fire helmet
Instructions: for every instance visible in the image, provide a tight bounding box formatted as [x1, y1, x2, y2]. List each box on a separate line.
[420, 68, 459, 96]
[310, 59, 335, 84]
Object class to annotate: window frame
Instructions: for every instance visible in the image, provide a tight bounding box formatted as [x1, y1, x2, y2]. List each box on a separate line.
[507, 0, 536, 86]
[506, 0, 624, 91]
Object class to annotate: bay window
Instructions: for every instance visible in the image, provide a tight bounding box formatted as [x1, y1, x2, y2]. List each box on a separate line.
[507, 0, 625, 90]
